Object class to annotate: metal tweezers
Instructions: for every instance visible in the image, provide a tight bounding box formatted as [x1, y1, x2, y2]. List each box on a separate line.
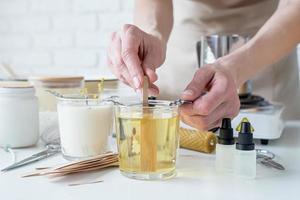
[1, 144, 61, 172]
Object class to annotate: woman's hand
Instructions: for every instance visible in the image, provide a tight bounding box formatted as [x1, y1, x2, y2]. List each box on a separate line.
[180, 63, 240, 131]
[107, 24, 167, 95]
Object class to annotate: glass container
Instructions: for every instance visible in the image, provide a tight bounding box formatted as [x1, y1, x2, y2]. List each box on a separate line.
[57, 94, 113, 160]
[115, 100, 180, 180]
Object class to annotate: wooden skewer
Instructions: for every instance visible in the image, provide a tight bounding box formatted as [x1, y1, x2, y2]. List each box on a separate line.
[140, 76, 157, 172]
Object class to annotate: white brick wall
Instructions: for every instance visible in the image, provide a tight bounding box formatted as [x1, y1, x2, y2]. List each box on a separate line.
[0, 0, 134, 79]
[0, 0, 298, 80]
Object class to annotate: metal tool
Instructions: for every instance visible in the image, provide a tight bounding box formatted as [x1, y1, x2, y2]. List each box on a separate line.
[1, 144, 61, 172]
[169, 99, 193, 106]
[256, 149, 285, 170]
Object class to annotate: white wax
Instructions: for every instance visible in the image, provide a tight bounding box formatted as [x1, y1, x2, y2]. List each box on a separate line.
[57, 103, 113, 158]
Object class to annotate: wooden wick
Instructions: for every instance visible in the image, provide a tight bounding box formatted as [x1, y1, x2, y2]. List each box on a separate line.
[140, 76, 157, 172]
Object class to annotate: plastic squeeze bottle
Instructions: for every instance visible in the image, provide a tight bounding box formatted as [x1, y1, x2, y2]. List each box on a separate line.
[215, 118, 235, 173]
[234, 121, 256, 179]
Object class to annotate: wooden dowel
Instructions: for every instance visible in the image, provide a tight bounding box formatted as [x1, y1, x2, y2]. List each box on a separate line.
[142, 76, 149, 106]
[140, 76, 157, 172]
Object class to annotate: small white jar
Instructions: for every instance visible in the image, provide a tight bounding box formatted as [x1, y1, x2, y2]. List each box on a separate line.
[0, 82, 39, 148]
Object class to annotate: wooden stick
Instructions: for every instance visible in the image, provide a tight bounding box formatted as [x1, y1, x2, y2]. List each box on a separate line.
[21, 153, 119, 178]
[142, 76, 149, 106]
[140, 76, 157, 172]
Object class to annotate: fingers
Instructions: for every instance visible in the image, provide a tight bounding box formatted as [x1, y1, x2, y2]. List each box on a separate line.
[148, 83, 159, 96]
[107, 32, 134, 88]
[144, 67, 158, 83]
[107, 24, 164, 93]
[192, 72, 227, 115]
[181, 67, 215, 101]
[120, 24, 144, 89]
[179, 65, 240, 131]
[180, 103, 234, 130]
[181, 114, 221, 131]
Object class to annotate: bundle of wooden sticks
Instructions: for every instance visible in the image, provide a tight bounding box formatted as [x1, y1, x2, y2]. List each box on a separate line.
[22, 152, 119, 178]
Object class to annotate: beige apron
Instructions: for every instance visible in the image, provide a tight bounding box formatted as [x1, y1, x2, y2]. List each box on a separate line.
[157, 0, 300, 120]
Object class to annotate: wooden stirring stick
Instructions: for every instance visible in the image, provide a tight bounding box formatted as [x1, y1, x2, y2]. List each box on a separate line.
[142, 76, 149, 106]
[140, 76, 157, 172]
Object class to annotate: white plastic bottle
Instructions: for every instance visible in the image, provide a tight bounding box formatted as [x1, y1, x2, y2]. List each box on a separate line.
[234, 121, 256, 179]
[215, 118, 235, 173]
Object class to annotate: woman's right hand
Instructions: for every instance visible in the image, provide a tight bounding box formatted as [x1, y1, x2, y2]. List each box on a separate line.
[107, 24, 167, 95]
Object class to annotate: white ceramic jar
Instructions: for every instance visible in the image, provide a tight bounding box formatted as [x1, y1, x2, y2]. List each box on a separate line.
[0, 82, 39, 148]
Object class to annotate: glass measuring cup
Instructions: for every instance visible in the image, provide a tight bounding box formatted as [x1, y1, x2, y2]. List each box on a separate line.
[115, 100, 180, 180]
[57, 94, 113, 160]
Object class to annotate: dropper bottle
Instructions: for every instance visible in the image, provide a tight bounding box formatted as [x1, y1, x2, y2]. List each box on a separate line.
[234, 121, 256, 179]
[215, 118, 235, 173]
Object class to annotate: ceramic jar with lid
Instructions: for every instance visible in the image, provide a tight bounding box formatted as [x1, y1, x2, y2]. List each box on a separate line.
[0, 82, 39, 148]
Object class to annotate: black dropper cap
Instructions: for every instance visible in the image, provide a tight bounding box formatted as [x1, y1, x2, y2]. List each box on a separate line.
[218, 118, 234, 145]
[236, 122, 255, 151]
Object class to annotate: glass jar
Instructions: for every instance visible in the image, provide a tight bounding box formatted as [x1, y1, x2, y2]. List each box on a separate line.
[115, 100, 180, 180]
[0, 82, 39, 148]
[29, 76, 84, 111]
[56, 94, 114, 160]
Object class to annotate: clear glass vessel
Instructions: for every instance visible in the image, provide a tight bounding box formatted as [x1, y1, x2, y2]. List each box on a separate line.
[115, 100, 180, 180]
[57, 94, 113, 160]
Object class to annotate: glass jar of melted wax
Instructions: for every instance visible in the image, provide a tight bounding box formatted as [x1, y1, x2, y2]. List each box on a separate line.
[115, 100, 180, 180]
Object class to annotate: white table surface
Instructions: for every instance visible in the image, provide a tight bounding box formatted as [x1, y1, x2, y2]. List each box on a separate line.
[1, 121, 300, 200]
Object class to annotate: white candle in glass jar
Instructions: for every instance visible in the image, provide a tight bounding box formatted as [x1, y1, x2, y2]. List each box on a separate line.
[57, 97, 113, 160]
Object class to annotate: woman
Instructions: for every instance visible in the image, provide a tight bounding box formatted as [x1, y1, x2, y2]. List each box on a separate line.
[107, 0, 300, 130]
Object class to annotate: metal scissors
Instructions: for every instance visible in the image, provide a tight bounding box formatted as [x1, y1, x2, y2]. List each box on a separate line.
[256, 149, 285, 171]
[1, 144, 61, 172]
